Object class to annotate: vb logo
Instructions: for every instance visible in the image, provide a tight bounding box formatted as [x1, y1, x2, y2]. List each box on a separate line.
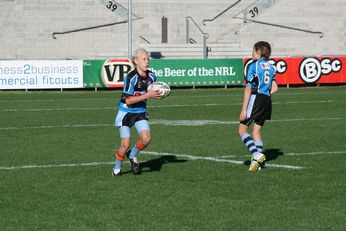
[102, 60, 134, 87]
[299, 57, 342, 83]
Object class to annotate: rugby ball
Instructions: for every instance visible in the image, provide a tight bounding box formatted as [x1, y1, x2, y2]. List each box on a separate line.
[147, 82, 171, 99]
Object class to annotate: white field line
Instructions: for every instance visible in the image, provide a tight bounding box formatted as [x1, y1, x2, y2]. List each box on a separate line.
[0, 103, 237, 112]
[0, 99, 345, 112]
[0, 124, 111, 130]
[2, 150, 344, 171]
[284, 151, 346, 156]
[1, 117, 346, 130]
[0, 107, 115, 112]
[151, 119, 238, 126]
[219, 150, 346, 159]
[0, 88, 345, 104]
[150, 117, 346, 126]
[0, 104, 228, 112]
[164, 91, 346, 98]
[0, 162, 114, 170]
[141, 151, 303, 169]
[0, 98, 112, 103]
[0, 149, 302, 170]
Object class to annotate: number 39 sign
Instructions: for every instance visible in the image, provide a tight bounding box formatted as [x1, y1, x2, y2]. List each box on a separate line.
[105, 0, 118, 11]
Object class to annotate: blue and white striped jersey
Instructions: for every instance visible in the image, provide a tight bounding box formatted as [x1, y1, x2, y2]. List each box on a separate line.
[117, 69, 157, 113]
[246, 58, 276, 96]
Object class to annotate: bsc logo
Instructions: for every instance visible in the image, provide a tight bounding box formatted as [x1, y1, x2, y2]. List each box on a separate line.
[244, 59, 287, 76]
[101, 60, 134, 87]
[299, 57, 342, 83]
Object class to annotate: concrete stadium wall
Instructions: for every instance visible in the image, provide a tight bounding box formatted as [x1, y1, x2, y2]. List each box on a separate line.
[236, 0, 346, 57]
[0, 0, 345, 59]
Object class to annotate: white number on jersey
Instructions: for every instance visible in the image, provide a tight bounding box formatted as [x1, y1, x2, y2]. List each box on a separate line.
[264, 71, 270, 84]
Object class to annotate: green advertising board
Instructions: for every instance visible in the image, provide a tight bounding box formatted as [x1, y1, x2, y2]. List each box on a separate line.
[150, 58, 244, 86]
[83, 60, 105, 88]
[83, 59, 133, 88]
[83, 58, 244, 88]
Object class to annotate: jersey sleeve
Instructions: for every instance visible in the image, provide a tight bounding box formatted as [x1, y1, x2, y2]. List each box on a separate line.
[245, 62, 256, 86]
[272, 65, 277, 82]
[272, 75, 277, 82]
[122, 74, 137, 96]
[148, 71, 157, 82]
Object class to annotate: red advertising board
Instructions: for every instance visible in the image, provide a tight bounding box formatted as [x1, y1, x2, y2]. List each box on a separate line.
[244, 56, 345, 85]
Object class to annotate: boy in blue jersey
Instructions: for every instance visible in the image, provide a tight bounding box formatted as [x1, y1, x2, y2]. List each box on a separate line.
[238, 41, 278, 172]
[112, 48, 161, 176]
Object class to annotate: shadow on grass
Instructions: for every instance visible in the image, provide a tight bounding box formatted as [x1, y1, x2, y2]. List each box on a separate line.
[141, 155, 187, 172]
[264, 148, 284, 161]
[121, 155, 187, 175]
[243, 148, 284, 167]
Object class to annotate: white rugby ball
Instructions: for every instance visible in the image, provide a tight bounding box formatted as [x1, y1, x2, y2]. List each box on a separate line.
[147, 82, 171, 99]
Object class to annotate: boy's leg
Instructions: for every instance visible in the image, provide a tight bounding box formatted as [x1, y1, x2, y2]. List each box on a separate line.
[252, 124, 263, 152]
[128, 120, 151, 158]
[239, 123, 265, 172]
[253, 124, 265, 169]
[254, 140, 263, 153]
[239, 124, 261, 158]
[127, 120, 151, 174]
[112, 127, 131, 176]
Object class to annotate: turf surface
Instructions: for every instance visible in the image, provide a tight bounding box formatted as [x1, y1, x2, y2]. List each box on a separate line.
[1, 86, 346, 230]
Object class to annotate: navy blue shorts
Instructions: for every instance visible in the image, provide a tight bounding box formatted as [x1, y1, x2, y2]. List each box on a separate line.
[240, 94, 272, 126]
[115, 111, 149, 128]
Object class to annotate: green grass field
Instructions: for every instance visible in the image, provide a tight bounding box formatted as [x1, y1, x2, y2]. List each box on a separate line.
[1, 86, 346, 230]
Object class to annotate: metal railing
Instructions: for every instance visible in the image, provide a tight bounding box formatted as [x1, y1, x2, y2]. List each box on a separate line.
[233, 0, 323, 38]
[139, 35, 151, 44]
[234, 17, 324, 38]
[202, 0, 241, 25]
[185, 16, 209, 59]
[234, 0, 273, 21]
[52, 18, 142, 39]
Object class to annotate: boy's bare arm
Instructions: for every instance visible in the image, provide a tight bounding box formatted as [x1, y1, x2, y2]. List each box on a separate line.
[270, 81, 278, 95]
[239, 86, 252, 121]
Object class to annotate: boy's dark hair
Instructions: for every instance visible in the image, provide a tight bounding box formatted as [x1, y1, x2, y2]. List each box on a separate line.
[254, 41, 271, 60]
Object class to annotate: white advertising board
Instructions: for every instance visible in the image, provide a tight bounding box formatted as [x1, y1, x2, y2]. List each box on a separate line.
[0, 60, 83, 89]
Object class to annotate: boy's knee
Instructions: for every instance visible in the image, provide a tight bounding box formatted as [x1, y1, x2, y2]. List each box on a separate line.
[120, 142, 130, 151]
[238, 126, 247, 137]
[141, 136, 151, 146]
[252, 128, 261, 137]
[251, 131, 258, 137]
